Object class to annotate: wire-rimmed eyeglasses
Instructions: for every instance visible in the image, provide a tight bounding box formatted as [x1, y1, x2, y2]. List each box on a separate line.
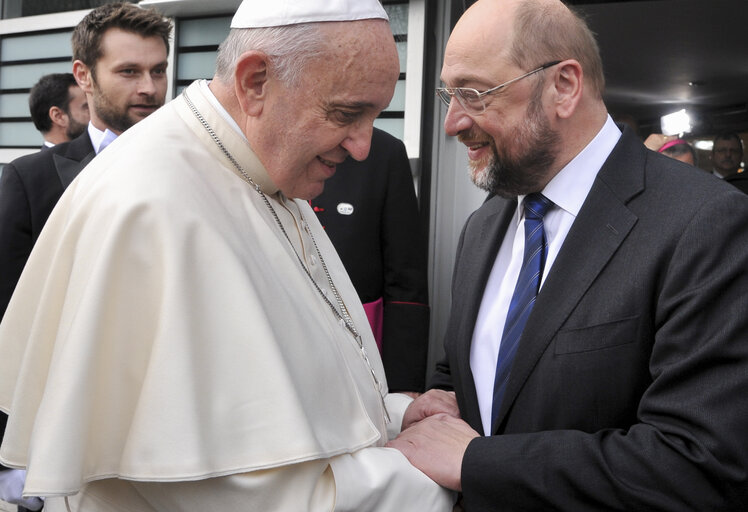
[436, 60, 562, 114]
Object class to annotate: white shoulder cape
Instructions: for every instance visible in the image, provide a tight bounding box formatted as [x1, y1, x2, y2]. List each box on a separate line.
[0, 81, 388, 496]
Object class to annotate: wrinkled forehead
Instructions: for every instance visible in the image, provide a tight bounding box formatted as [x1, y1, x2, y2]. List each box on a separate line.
[295, 20, 399, 109]
[312, 20, 399, 81]
[322, 19, 398, 62]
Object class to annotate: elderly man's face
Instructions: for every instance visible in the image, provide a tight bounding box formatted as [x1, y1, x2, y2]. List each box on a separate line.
[439, 2, 560, 198]
[256, 21, 399, 199]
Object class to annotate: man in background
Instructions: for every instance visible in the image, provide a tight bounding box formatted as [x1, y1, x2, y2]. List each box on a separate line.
[390, 0, 747, 510]
[0, 2, 170, 318]
[28, 73, 89, 147]
[711, 132, 748, 193]
[0, 3, 170, 508]
[711, 132, 744, 178]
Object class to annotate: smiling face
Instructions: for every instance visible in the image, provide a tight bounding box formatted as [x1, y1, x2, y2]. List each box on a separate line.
[454, 84, 561, 197]
[77, 28, 168, 135]
[252, 20, 400, 199]
[441, 0, 561, 197]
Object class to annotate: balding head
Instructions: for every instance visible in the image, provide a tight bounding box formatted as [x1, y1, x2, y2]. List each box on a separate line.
[449, 0, 604, 98]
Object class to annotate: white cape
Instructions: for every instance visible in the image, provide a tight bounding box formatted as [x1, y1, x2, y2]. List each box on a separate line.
[0, 81, 391, 496]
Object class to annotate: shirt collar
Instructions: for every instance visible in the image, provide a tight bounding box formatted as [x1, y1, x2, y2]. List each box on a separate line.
[87, 122, 119, 154]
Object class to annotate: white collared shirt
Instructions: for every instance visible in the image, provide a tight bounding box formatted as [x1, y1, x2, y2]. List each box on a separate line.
[87, 122, 118, 154]
[470, 115, 622, 435]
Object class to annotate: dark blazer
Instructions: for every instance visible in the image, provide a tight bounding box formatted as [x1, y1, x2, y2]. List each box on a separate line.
[0, 412, 6, 470]
[0, 133, 93, 469]
[431, 128, 748, 510]
[311, 128, 429, 392]
[0, 132, 94, 319]
[725, 170, 748, 193]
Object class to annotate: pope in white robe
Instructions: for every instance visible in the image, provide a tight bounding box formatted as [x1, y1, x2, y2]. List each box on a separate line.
[0, 1, 455, 510]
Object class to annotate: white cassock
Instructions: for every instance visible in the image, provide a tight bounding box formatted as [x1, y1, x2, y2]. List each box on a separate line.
[0, 80, 453, 511]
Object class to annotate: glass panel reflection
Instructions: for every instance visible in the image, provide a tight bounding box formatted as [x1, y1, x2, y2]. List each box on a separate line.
[385, 4, 408, 35]
[384, 80, 406, 112]
[373, 118, 404, 141]
[0, 93, 30, 117]
[177, 52, 217, 81]
[396, 41, 407, 73]
[1, 31, 72, 61]
[178, 17, 231, 47]
[0, 121, 40, 147]
[0, 61, 72, 89]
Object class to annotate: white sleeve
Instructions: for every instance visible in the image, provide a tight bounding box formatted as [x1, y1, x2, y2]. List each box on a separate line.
[384, 392, 414, 440]
[329, 447, 455, 512]
[126, 448, 453, 512]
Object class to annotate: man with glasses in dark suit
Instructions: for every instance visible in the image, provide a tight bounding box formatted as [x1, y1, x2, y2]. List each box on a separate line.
[389, 0, 748, 510]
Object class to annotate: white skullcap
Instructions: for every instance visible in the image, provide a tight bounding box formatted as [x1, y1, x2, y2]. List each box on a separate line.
[231, 0, 388, 29]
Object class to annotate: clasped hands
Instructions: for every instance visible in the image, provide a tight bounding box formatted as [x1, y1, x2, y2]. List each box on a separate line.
[386, 389, 479, 491]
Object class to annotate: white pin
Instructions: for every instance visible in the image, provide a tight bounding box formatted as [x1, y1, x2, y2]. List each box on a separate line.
[337, 203, 354, 215]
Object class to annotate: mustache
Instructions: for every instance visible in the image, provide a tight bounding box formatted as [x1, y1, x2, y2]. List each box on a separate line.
[130, 97, 163, 108]
[457, 129, 492, 146]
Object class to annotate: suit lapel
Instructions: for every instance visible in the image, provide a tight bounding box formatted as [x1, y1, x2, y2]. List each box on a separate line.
[53, 133, 94, 189]
[492, 128, 646, 432]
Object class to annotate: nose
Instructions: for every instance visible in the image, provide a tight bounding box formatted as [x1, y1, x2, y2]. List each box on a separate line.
[138, 74, 157, 96]
[341, 121, 374, 161]
[443, 98, 474, 136]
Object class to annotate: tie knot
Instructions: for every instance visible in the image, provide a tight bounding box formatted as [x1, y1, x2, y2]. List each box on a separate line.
[524, 193, 552, 220]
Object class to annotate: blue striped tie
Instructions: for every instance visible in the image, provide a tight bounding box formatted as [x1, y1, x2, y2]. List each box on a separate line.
[491, 193, 553, 427]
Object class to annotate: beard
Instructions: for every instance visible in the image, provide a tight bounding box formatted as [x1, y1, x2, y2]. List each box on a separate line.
[65, 115, 87, 140]
[461, 86, 561, 198]
[91, 80, 162, 134]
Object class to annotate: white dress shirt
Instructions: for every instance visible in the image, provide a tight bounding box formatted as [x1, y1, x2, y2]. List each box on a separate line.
[470, 116, 622, 435]
[87, 123, 118, 154]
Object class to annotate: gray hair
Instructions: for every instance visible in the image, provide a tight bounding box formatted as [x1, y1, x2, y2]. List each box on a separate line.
[215, 24, 328, 87]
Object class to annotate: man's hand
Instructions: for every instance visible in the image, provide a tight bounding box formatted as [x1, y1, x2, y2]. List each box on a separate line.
[401, 389, 459, 430]
[387, 413, 479, 491]
[644, 133, 675, 152]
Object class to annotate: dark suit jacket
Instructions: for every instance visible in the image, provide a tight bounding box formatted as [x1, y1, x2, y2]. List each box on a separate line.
[0, 132, 93, 319]
[0, 413, 6, 470]
[311, 128, 429, 392]
[0, 133, 93, 471]
[725, 170, 748, 194]
[431, 128, 748, 511]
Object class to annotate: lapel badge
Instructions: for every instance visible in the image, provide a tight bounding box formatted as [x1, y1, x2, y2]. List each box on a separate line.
[337, 203, 354, 215]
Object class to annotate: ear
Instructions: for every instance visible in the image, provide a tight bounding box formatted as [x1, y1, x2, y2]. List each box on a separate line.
[234, 51, 271, 117]
[48, 106, 68, 128]
[73, 60, 94, 94]
[551, 60, 583, 119]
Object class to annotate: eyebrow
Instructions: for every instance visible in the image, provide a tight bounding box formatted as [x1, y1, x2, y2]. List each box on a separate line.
[328, 101, 376, 110]
[440, 74, 490, 88]
[113, 60, 168, 69]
